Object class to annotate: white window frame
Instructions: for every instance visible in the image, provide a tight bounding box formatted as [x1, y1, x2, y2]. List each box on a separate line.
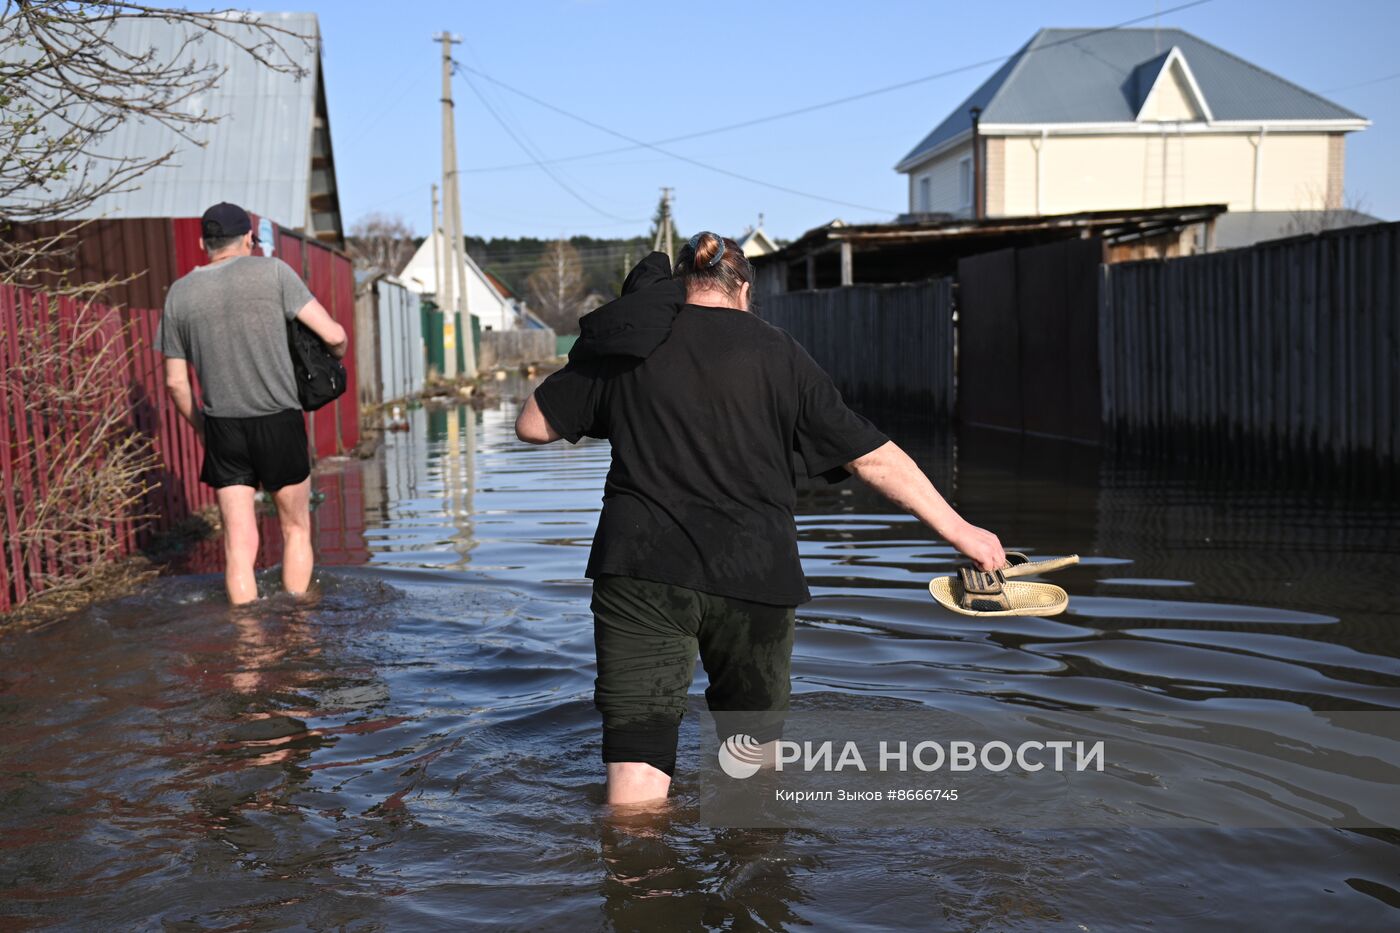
[918, 176, 932, 213]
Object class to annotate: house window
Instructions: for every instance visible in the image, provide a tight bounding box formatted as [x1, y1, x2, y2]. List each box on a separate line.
[918, 176, 931, 213]
[958, 156, 973, 210]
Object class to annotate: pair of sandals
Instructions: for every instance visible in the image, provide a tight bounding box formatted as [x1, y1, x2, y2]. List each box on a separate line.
[929, 552, 1079, 617]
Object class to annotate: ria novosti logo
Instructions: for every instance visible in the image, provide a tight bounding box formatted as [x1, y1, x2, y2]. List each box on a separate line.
[717, 734, 1106, 779]
[717, 733, 765, 779]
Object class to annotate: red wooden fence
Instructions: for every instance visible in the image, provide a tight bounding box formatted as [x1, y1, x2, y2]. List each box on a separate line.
[1, 223, 367, 612]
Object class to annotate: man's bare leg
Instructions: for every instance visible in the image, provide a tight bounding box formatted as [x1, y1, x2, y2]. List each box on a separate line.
[216, 484, 260, 605]
[607, 762, 671, 806]
[272, 477, 313, 596]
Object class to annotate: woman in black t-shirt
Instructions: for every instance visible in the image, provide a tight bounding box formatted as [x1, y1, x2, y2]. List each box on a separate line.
[517, 233, 1004, 807]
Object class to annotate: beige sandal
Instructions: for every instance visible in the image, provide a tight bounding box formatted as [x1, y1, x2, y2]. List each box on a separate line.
[928, 552, 1079, 617]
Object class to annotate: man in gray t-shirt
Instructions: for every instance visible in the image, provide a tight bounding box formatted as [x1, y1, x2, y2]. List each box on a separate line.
[158, 202, 348, 605]
[157, 253, 311, 417]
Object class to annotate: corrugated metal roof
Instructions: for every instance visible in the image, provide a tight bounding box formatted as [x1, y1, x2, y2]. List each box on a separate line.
[3, 12, 321, 228]
[899, 27, 1366, 170]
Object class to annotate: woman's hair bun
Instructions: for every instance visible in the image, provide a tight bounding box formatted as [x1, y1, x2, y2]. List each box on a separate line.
[688, 231, 725, 269]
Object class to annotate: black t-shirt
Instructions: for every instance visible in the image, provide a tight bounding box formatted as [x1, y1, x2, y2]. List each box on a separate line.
[533, 304, 888, 606]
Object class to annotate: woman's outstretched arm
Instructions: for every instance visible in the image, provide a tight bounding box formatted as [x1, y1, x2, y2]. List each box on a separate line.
[846, 441, 1005, 571]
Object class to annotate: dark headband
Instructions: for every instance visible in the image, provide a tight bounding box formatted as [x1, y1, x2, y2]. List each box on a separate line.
[687, 231, 725, 268]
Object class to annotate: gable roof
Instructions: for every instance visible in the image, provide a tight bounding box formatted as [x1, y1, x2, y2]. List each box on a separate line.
[897, 27, 1367, 171]
[1133, 46, 1212, 121]
[398, 231, 511, 307]
[736, 225, 779, 256]
[3, 12, 333, 234]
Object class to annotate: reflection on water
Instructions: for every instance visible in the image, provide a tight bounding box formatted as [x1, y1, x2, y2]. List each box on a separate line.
[2, 381, 1399, 930]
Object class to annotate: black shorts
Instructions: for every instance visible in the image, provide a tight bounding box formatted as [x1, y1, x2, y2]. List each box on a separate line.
[200, 408, 310, 491]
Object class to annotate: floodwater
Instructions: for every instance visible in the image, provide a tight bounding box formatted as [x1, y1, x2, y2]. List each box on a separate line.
[3, 382, 1399, 931]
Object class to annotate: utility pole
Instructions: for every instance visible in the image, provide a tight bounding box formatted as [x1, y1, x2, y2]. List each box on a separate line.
[435, 31, 477, 378]
[662, 187, 674, 258]
[430, 182, 441, 302]
[652, 187, 675, 258]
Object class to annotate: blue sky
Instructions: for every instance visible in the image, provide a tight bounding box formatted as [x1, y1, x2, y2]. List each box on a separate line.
[251, 0, 1398, 240]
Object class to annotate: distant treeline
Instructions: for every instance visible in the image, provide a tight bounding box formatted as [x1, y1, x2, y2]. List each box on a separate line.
[463, 235, 656, 300]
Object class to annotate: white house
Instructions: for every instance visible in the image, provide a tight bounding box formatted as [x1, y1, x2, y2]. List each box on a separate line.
[736, 217, 779, 258]
[896, 28, 1370, 243]
[398, 231, 545, 332]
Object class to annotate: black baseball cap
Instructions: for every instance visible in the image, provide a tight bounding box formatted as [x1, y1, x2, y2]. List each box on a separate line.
[201, 202, 254, 240]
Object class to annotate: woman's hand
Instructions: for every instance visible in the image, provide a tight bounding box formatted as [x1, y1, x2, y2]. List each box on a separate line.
[944, 520, 1006, 571]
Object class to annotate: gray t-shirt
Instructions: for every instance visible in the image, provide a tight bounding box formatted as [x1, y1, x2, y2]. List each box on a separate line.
[156, 255, 315, 418]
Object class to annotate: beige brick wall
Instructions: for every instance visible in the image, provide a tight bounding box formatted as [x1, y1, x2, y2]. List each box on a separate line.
[1326, 133, 1345, 210]
[983, 137, 1005, 216]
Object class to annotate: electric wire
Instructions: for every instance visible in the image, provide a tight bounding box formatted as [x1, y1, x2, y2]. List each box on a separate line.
[452, 61, 898, 215]
[1322, 70, 1400, 94]
[455, 64, 646, 223]
[459, 0, 1214, 175]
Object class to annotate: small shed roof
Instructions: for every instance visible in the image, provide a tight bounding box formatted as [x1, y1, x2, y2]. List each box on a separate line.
[759, 204, 1227, 261]
[898, 27, 1367, 171]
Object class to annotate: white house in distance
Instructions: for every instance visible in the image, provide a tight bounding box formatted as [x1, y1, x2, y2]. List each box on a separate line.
[896, 28, 1371, 245]
[736, 216, 779, 258]
[398, 231, 546, 332]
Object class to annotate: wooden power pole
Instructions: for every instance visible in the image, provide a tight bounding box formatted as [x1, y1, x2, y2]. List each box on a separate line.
[430, 182, 441, 302]
[435, 31, 477, 378]
[652, 187, 675, 258]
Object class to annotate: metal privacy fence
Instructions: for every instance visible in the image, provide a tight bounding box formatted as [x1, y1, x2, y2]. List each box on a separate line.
[478, 329, 558, 370]
[1, 275, 363, 613]
[759, 279, 955, 415]
[0, 289, 212, 611]
[357, 275, 426, 405]
[1100, 222, 1399, 470]
[957, 238, 1106, 442]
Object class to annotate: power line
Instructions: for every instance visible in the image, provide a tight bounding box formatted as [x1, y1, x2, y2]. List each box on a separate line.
[358, 183, 430, 214]
[455, 64, 646, 224]
[456, 50, 645, 220]
[460, 0, 1213, 175]
[342, 62, 434, 149]
[453, 62, 898, 215]
[1323, 70, 1400, 94]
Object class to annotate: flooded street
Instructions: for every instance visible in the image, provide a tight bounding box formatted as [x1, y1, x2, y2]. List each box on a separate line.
[3, 383, 1400, 931]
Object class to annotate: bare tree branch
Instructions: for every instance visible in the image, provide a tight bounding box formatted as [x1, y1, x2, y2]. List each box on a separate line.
[526, 240, 586, 334]
[346, 212, 416, 278]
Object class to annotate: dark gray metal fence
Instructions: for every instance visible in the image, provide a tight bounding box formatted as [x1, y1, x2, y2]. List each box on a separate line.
[1100, 221, 1399, 470]
[958, 238, 1105, 442]
[759, 279, 955, 416]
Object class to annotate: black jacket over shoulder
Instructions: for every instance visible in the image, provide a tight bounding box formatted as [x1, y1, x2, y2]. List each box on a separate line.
[568, 252, 685, 363]
[534, 252, 888, 606]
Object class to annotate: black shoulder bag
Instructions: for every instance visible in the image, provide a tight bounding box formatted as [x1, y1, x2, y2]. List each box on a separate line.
[286, 319, 347, 411]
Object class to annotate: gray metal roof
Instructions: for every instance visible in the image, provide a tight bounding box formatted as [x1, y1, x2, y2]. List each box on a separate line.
[1212, 210, 1382, 250]
[899, 28, 1367, 170]
[3, 12, 321, 227]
